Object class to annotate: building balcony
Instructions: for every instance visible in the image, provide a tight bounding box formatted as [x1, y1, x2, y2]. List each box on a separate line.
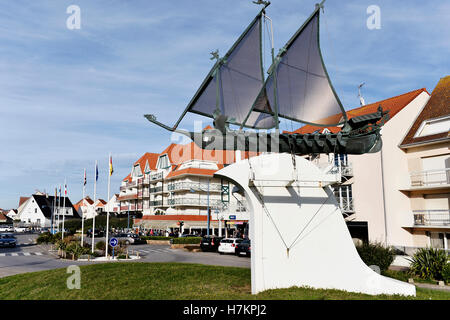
[167, 182, 222, 193]
[137, 176, 150, 186]
[410, 168, 450, 188]
[117, 193, 138, 201]
[150, 172, 164, 181]
[413, 210, 450, 227]
[138, 189, 150, 197]
[167, 198, 223, 207]
[149, 186, 164, 193]
[150, 200, 163, 207]
[337, 197, 354, 214]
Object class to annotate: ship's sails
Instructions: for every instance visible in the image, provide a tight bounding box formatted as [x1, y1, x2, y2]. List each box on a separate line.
[186, 10, 275, 129]
[249, 8, 347, 128]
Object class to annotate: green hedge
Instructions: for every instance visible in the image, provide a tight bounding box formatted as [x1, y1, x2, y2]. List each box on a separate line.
[172, 237, 202, 244]
[36, 232, 62, 244]
[356, 242, 395, 273]
[141, 236, 173, 241]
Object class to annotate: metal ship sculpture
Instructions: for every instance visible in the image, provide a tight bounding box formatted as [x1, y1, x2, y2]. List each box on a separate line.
[144, 0, 388, 155]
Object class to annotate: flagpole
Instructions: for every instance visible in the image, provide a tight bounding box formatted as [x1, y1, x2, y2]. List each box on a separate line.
[91, 160, 97, 253]
[57, 185, 61, 233]
[81, 169, 86, 246]
[105, 153, 112, 258]
[51, 188, 56, 234]
[62, 178, 67, 240]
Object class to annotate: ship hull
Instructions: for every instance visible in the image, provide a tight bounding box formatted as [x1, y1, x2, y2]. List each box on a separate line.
[183, 128, 382, 155]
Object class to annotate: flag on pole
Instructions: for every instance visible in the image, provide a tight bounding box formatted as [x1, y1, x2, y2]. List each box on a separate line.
[54, 187, 57, 199]
[59, 185, 61, 197]
[64, 183, 67, 196]
[96, 162, 99, 181]
[83, 168, 87, 186]
[109, 155, 114, 176]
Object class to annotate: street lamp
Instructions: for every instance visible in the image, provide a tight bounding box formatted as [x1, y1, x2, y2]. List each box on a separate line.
[189, 178, 210, 236]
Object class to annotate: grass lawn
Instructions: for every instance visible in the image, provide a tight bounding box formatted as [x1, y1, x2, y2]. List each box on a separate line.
[0, 262, 448, 300]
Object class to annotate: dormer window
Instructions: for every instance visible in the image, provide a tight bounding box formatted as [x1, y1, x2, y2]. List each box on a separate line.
[132, 164, 143, 177]
[157, 154, 170, 169]
[144, 160, 151, 174]
[414, 115, 450, 138]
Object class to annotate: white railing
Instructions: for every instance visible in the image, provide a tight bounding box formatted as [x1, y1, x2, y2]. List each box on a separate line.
[167, 198, 224, 207]
[150, 172, 164, 181]
[410, 168, 450, 187]
[327, 164, 353, 177]
[413, 210, 450, 226]
[336, 197, 354, 213]
[167, 182, 222, 192]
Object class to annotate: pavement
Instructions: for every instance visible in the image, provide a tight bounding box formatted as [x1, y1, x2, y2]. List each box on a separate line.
[0, 233, 250, 278]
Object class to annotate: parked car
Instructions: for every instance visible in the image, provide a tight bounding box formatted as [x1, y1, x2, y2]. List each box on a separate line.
[14, 226, 29, 233]
[87, 229, 105, 238]
[235, 239, 251, 257]
[180, 234, 199, 238]
[218, 238, 243, 255]
[0, 233, 17, 247]
[200, 236, 224, 252]
[114, 233, 143, 245]
[0, 225, 14, 232]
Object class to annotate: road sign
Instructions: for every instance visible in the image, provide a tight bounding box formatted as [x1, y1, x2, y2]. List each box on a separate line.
[229, 215, 236, 220]
[109, 237, 118, 247]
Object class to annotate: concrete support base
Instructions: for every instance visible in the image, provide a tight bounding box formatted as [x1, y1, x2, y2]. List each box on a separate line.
[215, 153, 415, 296]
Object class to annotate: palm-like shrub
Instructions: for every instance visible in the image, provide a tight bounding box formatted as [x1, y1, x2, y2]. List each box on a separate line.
[408, 247, 449, 281]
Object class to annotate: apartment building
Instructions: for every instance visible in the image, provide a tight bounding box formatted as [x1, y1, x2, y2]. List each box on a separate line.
[398, 76, 449, 250]
[121, 141, 255, 236]
[291, 86, 433, 248]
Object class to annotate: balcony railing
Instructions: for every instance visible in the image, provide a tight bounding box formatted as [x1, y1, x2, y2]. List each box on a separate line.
[167, 198, 223, 207]
[137, 176, 150, 185]
[413, 210, 450, 227]
[410, 168, 450, 187]
[150, 172, 164, 181]
[338, 197, 354, 213]
[167, 182, 222, 192]
[149, 200, 163, 206]
[328, 164, 353, 177]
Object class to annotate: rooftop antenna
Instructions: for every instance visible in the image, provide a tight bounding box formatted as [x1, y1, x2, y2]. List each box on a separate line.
[358, 82, 366, 107]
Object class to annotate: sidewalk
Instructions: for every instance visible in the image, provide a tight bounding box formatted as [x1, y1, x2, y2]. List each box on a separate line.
[414, 282, 450, 292]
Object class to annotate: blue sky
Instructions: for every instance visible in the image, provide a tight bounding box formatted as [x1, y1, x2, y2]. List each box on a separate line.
[0, 0, 448, 208]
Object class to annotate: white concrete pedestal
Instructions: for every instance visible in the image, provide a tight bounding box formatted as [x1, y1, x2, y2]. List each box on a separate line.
[215, 153, 415, 296]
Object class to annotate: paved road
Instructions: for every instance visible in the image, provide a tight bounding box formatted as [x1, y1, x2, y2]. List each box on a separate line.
[0, 233, 250, 278]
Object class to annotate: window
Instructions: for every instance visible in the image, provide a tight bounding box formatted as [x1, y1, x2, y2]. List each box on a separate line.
[429, 232, 445, 249]
[334, 153, 348, 167]
[157, 154, 170, 169]
[414, 115, 450, 138]
[35, 208, 37, 213]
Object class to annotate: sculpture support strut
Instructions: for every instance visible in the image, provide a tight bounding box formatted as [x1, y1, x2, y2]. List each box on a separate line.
[215, 153, 415, 296]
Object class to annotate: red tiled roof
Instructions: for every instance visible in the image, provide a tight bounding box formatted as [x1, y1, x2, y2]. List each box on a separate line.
[18, 197, 30, 208]
[400, 76, 450, 147]
[134, 152, 159, 173]
[0, 212, 9, 221]
[287, 88, 429, 134]
[123, 173, 132, 183]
